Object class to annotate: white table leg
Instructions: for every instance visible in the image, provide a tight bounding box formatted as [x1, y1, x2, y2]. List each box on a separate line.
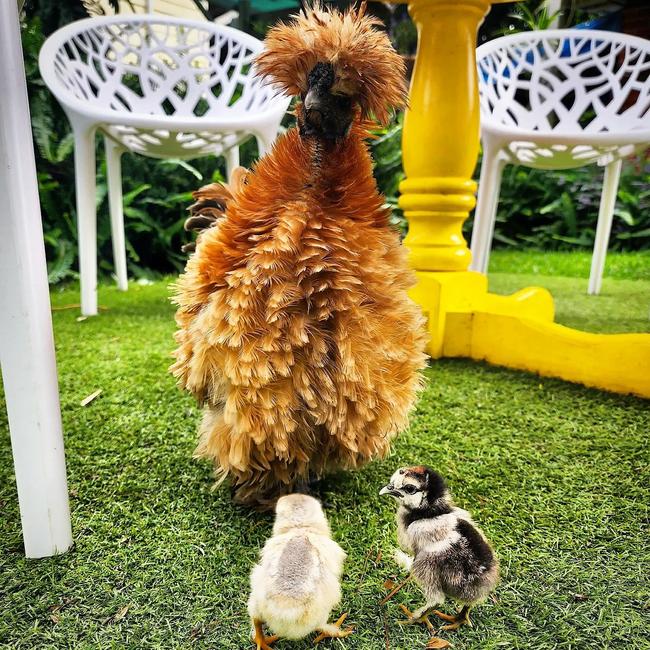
[0, 0, 72, 558]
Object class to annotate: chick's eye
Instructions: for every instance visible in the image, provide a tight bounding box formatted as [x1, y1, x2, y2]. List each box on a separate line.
[403, 485, 418, 495]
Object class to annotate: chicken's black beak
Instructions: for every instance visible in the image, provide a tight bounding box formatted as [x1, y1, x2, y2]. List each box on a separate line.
[302, 89, 354, 141]
[303, 88, 326, 130]
[379, 484, 400, 497]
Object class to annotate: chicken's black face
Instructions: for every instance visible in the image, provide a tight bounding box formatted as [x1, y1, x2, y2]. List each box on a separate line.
[300, 62, 355, 141]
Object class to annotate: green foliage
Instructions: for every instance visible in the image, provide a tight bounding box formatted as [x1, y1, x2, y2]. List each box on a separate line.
[370, 114, 406, 235]
[371, 117, 650, 251]
[502, 1, 561, 34]
[21, 14, 262, 285]
[391, 17, 418, 56]
[474, 157, 650, 252]
[23, 0, 88, 37]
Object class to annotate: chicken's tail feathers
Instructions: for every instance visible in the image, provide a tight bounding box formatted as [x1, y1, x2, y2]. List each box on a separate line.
[182, 166, 249, 253]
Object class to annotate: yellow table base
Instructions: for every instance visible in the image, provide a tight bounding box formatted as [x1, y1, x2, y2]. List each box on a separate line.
[412, 271, 650, 399]
[396, 0, 650, 400]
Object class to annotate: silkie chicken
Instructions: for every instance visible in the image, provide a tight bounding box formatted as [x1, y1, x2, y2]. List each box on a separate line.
[380, 466, 499, 631]
[248, 494, 352, 649]
[171, 3, 428, 507]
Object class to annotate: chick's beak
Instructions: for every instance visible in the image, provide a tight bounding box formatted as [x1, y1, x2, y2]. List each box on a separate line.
[379, 484, 397, 496]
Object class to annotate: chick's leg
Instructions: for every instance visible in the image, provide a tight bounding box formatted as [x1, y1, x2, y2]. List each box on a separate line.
[313, 613, 354, 644]
[398, 604, 436, 634]
[433, 605, 472, 630]
[252, 619, 279, 650]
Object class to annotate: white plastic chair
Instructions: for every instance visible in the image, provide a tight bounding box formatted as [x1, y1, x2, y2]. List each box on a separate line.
[472, 29, 650, 294]
[39, 15, 290, 315]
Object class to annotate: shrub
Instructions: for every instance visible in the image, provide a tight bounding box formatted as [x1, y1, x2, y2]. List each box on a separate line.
[372, 119, 650, 251]
[22, 3, 650, 286]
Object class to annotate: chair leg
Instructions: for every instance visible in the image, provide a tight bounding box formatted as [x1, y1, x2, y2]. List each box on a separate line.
[105, 137, 128, 292]
[73, 123, 98, 316]
[588, 159, 622, 295]
[255, 134, 270, 158]
[470, 143, 506, 275]
[225, 146, 240, 180]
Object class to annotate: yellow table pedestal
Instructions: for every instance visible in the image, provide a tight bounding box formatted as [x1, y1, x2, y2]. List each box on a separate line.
[400, 0, 650, 399]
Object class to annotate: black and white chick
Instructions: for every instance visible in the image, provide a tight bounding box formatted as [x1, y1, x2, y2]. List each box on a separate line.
[380, 466, 499, 630]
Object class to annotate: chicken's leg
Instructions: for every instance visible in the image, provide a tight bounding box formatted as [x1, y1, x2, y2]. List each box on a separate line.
[313, 613, 354, 644]
[433, 605, 472, 630]
[398, 604, 436, 634]
[252, 619, 279, 650]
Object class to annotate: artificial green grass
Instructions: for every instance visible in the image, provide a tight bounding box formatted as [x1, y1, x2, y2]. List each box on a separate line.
[1, 252, 649, 649]
[489, 249, 650, 282]
[489, 250, 650, 333]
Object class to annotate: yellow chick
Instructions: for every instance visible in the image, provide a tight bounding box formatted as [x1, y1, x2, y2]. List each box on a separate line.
[248, 494, 352, 648]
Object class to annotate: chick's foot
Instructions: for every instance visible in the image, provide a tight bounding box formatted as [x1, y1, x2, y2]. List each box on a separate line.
[398, 605, 436, 634]
[314, 613, 354, 644]
[252, 620, 278, 650]
[433, 605, 472, 630]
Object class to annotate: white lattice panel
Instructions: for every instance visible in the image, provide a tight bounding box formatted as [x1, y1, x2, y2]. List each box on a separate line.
[477, 30, 650, 169]
[41, 16, 289, 158]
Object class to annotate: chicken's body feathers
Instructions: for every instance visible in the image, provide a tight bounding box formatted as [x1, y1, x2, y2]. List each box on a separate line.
[398, 507, 499, 607]
[172, 123, 427, 505]
[249, 531, 344, 639]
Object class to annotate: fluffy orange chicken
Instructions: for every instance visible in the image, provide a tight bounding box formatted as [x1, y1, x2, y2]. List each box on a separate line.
[171, 4, 428, 507]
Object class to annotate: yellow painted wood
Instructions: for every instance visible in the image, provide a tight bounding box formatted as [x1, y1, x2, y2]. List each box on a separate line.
[410, 270, 554, 357]
[399, 0, 490, 270]
[445, 311, 650, 399]
[399, 0, 650, 398]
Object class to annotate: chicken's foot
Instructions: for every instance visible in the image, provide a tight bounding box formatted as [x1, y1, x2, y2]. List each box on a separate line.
[313, 613, 354, 644]
[398, 604, 436, 634]
[252, 619, 279, 650]
[433, 605, 472, 630]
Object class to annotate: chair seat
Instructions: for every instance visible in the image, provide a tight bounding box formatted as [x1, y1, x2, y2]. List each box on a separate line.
[104, 124, 250, 158]
[491, 135, 645, 170]
[483, 117, 650, 169]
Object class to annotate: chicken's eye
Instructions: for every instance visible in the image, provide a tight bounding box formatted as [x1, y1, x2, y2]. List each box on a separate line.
[403, 485, 418, 495]
[333, 93, 352, 109]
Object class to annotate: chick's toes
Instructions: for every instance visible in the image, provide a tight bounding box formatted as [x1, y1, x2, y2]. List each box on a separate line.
[398, 605, 435, 633]
[434, 606, 472, 630]
[252, 620, 278, 650]
[313, 613, 354, 644]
